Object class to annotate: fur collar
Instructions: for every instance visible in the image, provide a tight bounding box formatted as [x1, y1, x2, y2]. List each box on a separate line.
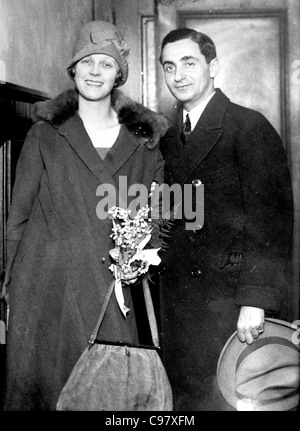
[31, 88, 169, 149]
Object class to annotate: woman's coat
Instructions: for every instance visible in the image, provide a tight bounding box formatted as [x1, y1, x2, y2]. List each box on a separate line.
[3, 89, 168, 410]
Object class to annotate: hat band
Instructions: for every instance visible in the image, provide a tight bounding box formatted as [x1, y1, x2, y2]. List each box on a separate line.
[236, 336, 298, 372]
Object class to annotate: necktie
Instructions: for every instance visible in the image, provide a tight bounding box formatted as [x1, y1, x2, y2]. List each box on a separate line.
[181, 113, 192, 145]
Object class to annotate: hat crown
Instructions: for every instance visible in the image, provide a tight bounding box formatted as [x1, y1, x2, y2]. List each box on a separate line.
[72, 21, 128, 57]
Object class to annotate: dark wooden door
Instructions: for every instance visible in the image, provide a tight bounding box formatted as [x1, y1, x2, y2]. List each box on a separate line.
[0, 83, 48, 407]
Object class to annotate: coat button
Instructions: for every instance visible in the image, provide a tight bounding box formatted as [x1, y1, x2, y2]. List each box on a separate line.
[191, 267, 202, 278]
[158, 266, 166, 275]
[101, 257, 106, 264]
[192, 179, 202, 187]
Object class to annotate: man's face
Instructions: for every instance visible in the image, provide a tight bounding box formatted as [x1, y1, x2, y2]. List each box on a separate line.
[161, 38, 217, 111]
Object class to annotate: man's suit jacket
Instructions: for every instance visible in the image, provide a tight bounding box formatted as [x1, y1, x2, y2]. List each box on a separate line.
[158, 88, 294, 410]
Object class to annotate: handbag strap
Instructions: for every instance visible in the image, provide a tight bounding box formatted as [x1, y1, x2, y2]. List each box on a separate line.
[88, 276, 160, 349]
[142, 277, 159, 348]
[88, 280, 115, 349]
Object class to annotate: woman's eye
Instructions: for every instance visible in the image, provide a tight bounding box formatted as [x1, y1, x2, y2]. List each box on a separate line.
[82, 58, 91, 64]
[185, 62, 195, 67]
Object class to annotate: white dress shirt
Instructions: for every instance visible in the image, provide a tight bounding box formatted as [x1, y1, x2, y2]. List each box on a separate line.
[183, 91, 216, 131]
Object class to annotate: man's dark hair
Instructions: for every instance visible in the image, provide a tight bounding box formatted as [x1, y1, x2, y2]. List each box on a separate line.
[160, 28, 217, 64]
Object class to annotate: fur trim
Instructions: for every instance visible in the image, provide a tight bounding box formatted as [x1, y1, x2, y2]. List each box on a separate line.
[31, 89, 169, 149]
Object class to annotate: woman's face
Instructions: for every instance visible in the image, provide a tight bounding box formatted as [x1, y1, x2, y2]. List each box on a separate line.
[74, 53, 120, 102]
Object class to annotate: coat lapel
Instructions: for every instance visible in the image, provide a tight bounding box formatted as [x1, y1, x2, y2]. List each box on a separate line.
[58, 112, 126, 187]
[183, 89, 229, 178]
[161, 127, 192, 185]
[104, 125, 141, 176]
[163, 89, 230, 185]
[58, 113, 142, 209]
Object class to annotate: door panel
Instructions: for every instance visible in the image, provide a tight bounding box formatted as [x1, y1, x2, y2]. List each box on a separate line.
[181, 13, 285, 141]
[0, 84, 48, 407]
[157, 9, 286, 142]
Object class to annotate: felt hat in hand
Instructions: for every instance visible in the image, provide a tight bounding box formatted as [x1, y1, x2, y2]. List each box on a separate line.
[217, 318, 299, 411]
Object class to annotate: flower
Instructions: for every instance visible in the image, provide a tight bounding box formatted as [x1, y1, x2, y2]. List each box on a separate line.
[108, 205, 161, 316]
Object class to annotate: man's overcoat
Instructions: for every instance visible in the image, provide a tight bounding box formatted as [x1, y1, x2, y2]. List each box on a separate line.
[3, 89, 167, 410]
[159, 89, 294, 410]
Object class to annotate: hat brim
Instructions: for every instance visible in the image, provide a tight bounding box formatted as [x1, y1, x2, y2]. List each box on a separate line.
[217, 318, 299, 411]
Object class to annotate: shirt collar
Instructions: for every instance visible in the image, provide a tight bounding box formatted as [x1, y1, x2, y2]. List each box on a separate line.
[183, 91, 216, 131]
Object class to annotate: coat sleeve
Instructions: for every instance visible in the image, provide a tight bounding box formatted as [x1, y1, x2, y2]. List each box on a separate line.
[153, 147, 165, 185]
[148, 148, 166, 250]
[5, 123, 45, 281]
[233, 112, 294, 313]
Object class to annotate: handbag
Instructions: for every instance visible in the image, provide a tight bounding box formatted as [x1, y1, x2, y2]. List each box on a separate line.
[56, 277, 173, 411]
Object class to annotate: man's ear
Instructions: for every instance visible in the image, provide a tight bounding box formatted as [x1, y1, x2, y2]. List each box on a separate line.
[209, 57, 219, 79]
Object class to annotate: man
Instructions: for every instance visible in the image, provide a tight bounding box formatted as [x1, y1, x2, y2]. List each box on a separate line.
[158, 28, 294, 410]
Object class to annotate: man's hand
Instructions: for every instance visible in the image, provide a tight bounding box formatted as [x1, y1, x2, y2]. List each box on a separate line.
[237, 306, 265, 344]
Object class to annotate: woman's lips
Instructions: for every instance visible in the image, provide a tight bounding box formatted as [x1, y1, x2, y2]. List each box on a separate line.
[85, 80, 103, 86]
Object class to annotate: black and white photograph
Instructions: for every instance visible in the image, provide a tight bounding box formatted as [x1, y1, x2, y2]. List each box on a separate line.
[0, 0, 299, 415]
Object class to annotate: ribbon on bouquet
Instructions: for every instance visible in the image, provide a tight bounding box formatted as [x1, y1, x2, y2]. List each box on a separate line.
[111, 264, 130, 317]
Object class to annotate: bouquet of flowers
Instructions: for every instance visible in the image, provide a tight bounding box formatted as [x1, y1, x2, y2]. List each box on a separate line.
[108, 205, 161, 317]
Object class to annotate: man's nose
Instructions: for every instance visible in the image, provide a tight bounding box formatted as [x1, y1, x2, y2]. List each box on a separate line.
[174, 67, 186, 81]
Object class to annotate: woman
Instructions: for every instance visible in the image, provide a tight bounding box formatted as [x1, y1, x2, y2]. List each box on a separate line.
[2, 20, 168, 410]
